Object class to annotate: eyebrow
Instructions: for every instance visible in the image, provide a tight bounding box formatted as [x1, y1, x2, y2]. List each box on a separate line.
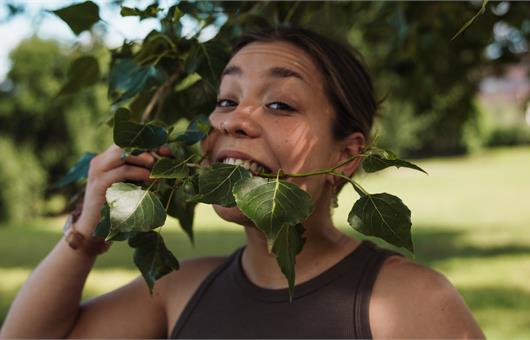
[221, 65, 305, 82]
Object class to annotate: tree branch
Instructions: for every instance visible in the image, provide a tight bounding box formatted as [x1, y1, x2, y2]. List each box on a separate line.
[141, 70, 181, 123]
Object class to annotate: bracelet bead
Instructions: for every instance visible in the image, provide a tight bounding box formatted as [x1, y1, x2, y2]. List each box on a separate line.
[63, 208, 111, 257]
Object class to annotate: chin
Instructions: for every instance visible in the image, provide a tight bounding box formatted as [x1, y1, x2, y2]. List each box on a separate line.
[213, 205, 253, 226]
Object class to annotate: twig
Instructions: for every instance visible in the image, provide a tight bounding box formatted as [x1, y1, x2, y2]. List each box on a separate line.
[141, 70, 181, 123]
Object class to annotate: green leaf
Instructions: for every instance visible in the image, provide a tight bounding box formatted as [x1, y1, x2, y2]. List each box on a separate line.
[129, 231, 179, 293]
[108, 58, 167, 104]
[150, 157, 189, 179]
[172, 6, 184, 22]
[187, 40, 229, 90]
[163, 182, 197, 244]
[166, 76, 217, 121]
[172, 115, 211, 145]
[51, 1, 100, 35]
[113, 108, 168, 149]
[94, 204, 132, 241]
[93, 203, 111, 238]
[174, 73, 202, 92]
[160, 5, 183, 37]
[51, 152, 96, 188]
[272, 223, 306, 302]
[134, 31, 176, 66]
[58, 56, 100, 96]
[190, 163, 252, 207]
[105, 182, 167, 240]
[233, 176, 314, 250]
[129, 90, 154, 121]
[120, 4, 161, 19]
[361, 146, 426, 174]
[348, 193, 413, 252]
[362, 154, 427, 174]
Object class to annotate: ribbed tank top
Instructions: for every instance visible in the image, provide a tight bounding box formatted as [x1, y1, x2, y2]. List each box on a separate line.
[170, 241, 400, 339]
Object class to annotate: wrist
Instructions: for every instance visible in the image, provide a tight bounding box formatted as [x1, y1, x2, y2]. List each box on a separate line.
[63, 210, 111, 257]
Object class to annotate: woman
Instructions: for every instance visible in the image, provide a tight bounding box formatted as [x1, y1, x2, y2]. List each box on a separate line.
[1, 27, 484, 338]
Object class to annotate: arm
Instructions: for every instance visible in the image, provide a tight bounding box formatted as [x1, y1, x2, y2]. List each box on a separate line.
[369, 256, 485, 339]
[0, 145, 166, 338]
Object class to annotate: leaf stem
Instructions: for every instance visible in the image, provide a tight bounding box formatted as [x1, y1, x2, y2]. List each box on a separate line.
[259, 154, 361, 179]
[146, 179, 159, 192]
[329, 171, 369, 197]
[164, 186, 176, 211]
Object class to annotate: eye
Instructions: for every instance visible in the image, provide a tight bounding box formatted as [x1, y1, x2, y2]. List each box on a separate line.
[216, 98, 237, 108]
[267, 101, 295, 112]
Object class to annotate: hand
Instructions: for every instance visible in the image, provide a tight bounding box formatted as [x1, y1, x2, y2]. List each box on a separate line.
[75, 144, 171, 236]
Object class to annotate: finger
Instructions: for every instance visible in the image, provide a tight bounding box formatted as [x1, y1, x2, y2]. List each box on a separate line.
[157, 145, 173, 157]
[90, 145, 125, 173]
[94, 165, 152, 193]
[124, 152, 155, 169]
[92, 145, 156, 172]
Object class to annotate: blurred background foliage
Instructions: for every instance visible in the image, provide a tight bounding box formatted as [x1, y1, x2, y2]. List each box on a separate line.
[0, 35, 113, 220]
[0, 0, 529, 223]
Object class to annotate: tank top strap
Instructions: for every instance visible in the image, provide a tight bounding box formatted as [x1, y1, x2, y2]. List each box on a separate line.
[353, 241, 401, 338]
[169, 247, 243, 338]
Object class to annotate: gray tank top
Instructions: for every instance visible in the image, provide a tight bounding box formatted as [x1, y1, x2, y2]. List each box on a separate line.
[170, 241, 399, 339]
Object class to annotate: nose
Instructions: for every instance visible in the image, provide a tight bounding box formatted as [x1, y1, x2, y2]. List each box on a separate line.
[217, 105, 262, 138]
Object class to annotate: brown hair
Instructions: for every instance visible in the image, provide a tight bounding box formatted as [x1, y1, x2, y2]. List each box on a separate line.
[230, 26, 377, 140]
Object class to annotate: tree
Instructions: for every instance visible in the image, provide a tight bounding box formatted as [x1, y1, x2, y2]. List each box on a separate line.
[0, 36, 112, 221]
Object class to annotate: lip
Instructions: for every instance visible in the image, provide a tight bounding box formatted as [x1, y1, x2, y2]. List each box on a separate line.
[214, 150, 274, 172]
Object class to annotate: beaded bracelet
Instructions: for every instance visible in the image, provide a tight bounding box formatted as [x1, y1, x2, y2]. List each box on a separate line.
[63, 208, 111, 257]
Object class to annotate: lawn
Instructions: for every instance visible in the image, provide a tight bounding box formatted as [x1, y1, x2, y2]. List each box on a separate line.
[1, 146, 529, 338]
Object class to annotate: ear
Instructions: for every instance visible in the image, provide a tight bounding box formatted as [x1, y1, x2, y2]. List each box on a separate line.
[331, 132, 365, 184]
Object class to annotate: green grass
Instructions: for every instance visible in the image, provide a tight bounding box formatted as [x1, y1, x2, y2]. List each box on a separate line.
[1, 146, 529, 338]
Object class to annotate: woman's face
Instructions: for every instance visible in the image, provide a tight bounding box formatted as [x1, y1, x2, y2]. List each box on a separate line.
[205, 41, 347, 225]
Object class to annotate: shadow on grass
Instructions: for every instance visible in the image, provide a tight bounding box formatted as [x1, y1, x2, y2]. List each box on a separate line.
[412, 227, 530, 266]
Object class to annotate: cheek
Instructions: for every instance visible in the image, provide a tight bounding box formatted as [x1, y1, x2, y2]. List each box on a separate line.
[201, 128, 220, 157]
[290, 174, 329, 206]
[270, 122, 320, 171]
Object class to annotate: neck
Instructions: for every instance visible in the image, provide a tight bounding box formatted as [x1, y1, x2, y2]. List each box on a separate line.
[240, 202, 360, 290]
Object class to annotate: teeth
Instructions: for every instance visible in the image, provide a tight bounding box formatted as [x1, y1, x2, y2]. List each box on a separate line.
[222, 157, 266, 173]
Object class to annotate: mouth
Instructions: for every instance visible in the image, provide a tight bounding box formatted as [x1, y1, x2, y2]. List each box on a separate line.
[215, 151, 273, 175]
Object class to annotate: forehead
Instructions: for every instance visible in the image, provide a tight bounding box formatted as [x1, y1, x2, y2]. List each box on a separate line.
[225, 41, 323, 85]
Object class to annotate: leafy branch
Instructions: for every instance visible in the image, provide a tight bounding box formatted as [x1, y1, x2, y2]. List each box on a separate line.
[51, 1, 428, 302]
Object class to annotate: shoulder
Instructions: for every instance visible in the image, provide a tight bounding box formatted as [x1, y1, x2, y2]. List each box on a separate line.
[369, 255, 485, 338]
[158, 255, 229, 333]
[67, 254, 229, 338]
